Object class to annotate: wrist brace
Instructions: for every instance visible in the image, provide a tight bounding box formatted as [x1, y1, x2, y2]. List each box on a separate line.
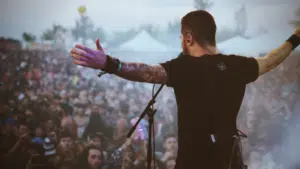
[103, 55, 122, 74]
[286, 34, 300, 50]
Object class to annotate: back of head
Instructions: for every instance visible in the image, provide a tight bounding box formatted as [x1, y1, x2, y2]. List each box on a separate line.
[181, 10, 217, 46]
[60, 103, 73, 116]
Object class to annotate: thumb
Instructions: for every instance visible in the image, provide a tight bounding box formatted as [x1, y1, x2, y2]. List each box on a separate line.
[96, 38, 103, 51]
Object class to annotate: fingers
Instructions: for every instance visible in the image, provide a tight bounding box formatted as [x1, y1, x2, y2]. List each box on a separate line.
[71, 52, 86, 61]
[74, 60, 89, 67]
[96, 38, 103, 51]
[71, 48, 87, 57]
[75, 44, 94, 53]
[70, 48, 93, 61]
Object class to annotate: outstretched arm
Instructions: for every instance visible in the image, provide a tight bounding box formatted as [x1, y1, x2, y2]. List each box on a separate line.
[255, 29, 300, 76]
[70, 39, 168, 84]
[115, 62, 167, 84]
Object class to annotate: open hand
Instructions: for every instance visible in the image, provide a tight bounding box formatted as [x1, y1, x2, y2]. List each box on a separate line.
[70, 38, 107, 70]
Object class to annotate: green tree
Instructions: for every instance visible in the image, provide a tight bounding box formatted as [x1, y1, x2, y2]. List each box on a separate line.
[41, 29, 54, 41]
[22, 32, 36, 42]
[52, 24, 67, 34]
[41, 24, 67, 41]
[72, 14, 106, 45]
[22, 32, 36, 48]
[194, 0, 213, 10]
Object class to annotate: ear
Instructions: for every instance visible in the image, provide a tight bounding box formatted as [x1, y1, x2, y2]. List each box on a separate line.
[185, 34, 193, 46]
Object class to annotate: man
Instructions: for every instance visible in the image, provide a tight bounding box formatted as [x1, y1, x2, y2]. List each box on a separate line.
[53, 130, 76, 169]
[5, 122, 32, 169]
[158, 133, 178, 164]
[71, 10, 300, 169]
[77, 145, 104, 169]
[88, 132, 108, 161]
[83, 105, 110, 140]
[60, 103, 77, 138]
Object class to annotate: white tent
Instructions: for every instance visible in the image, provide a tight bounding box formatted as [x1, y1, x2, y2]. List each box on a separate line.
[119, 30, 169, 52]
[217, 36, 257, 56]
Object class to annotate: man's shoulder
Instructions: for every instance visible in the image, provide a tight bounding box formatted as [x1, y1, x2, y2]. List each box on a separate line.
[216, 54, 257, 64]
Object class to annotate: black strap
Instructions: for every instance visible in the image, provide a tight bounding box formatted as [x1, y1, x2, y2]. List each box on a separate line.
[103, 55, 121, 74]
[286, 35, 300, 50]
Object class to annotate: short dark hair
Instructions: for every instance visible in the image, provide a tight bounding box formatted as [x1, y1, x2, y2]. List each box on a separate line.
[181, 10, 217, 46]
[77, 145, 103, 168]
[59, 130, 73, 140]
[60, 103, 73, 115]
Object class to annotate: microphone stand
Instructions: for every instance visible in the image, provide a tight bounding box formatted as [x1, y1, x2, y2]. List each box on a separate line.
[127, 84, 164, 169]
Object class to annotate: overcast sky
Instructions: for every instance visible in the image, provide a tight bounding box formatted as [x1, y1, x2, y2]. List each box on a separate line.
[1, 0, 299, 40]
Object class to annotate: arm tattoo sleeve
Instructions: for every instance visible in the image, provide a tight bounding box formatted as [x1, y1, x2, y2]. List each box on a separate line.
[114, 62, 168, 84]
[257, 42, 292, 75]
[260, 42, 293, 75]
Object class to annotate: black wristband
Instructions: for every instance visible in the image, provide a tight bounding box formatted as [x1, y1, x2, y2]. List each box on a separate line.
[103, 55, 120, 74]
[286, 34, 300, 50]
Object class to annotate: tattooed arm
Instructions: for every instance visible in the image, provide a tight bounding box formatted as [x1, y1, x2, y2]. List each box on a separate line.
[256, 29, 300, 76]
[114, 62, 168, 84]
[255, 42, 293, 76]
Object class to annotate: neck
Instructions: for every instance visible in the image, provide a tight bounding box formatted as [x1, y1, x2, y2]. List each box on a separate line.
[188, 44, 218, 57]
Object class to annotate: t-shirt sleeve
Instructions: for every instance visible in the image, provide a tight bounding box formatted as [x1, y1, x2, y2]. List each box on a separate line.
[227, 55, 259, 84]
[160, 57, 181, 87]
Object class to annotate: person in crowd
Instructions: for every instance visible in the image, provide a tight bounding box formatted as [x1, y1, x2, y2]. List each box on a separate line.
[88, 132, 108, 161]
[121, 143, 135, 169]
[43, 130, 57, 158]
[5, 122, 34, 169]
[75, 139, 86, 155]
[133, 141, 165, 169]
[0, 114, 17, 156]
[114, 113, 130, 144]
[156, 133, 178, 164]
[74, 107, 89, 138]
[52, 130, 76, 169]
[44, 119, 56, 134]
[83, 105, 111, 140]
[77, 145, 105, 169]
[60, 103, 77, 138]
[32, 126, 44, 145]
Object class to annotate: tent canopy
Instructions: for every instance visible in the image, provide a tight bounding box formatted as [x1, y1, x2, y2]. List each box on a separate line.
[119, 30, 169, 52]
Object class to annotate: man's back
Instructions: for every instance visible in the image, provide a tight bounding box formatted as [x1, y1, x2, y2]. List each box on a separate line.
[161, 53, 259, 168]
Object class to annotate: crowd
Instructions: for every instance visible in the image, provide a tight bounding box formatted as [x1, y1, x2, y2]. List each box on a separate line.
[0, 49, 177, 169]
[0, 48, 299, 169]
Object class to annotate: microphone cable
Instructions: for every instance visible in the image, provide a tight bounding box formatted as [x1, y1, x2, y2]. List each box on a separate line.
[152, 84, 156, 169]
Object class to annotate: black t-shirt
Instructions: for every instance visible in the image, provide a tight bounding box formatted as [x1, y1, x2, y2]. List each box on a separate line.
[160, 53, 259, 169]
